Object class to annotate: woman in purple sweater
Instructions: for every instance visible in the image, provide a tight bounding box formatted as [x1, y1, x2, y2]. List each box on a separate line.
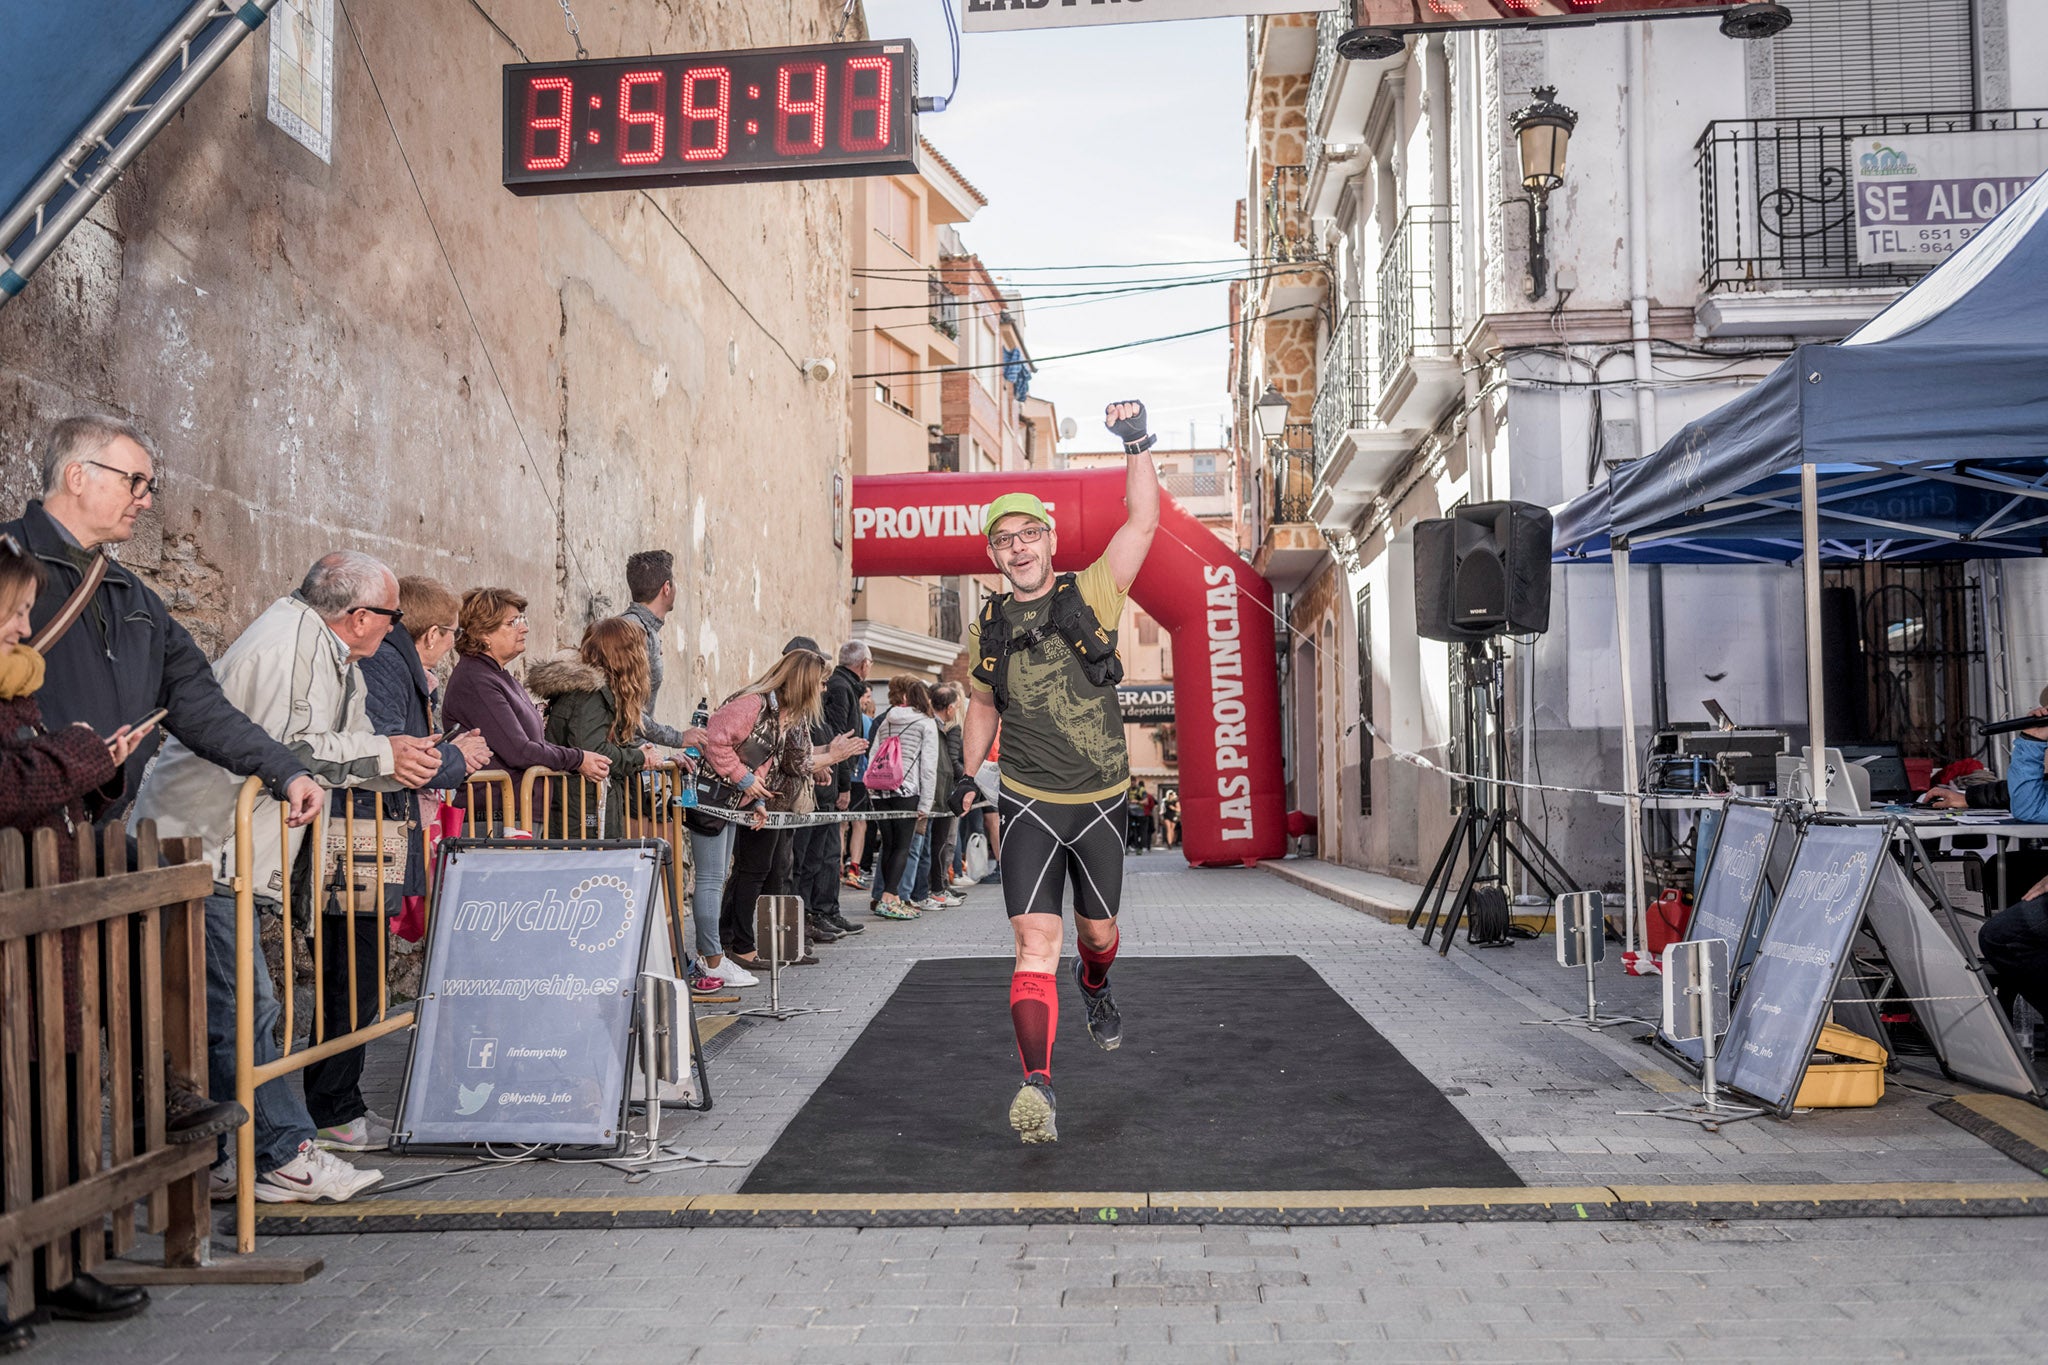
[442, 588, 610, 809]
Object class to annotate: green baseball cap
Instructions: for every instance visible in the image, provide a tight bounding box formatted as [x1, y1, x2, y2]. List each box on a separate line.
[983, 492, 1055, 540]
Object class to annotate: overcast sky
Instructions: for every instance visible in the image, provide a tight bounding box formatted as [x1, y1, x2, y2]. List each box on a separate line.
[863, 3, 1249, 454]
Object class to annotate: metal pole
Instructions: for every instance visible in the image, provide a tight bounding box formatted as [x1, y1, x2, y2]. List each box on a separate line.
[1612, 542, 1645, 955]
[1696, 948, 1720, 1109]
[1801, 460, 1829, 810]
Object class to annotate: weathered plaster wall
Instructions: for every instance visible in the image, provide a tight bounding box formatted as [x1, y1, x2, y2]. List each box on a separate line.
[0, 0, 853, 720]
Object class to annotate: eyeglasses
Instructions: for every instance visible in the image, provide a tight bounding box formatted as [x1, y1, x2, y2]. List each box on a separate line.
[499, 615, 529, 630]
[83, 460, 161, 500]
[354, 604, 404, 626]
[989, 523, 1049, 552]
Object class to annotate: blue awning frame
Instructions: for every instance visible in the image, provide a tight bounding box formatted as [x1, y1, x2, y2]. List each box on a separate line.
[0, 1, 278, 303]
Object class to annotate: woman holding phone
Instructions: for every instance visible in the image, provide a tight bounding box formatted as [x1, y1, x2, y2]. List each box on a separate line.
[0, 532, 159, 1352]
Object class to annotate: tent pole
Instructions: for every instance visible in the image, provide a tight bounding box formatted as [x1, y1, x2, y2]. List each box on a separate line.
[1801, 461, 1828, 810]
[1612, 541, 1644, 956]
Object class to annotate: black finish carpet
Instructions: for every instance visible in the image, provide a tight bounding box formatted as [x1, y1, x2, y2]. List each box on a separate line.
[741, 955, 1521, 1194]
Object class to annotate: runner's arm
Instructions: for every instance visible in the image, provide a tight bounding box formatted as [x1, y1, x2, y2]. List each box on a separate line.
[1103, 434, 1160, 594]
[960, 690, 999, 790]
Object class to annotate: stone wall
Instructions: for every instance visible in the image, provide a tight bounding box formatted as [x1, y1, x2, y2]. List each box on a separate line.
[0, 0, 854, 721]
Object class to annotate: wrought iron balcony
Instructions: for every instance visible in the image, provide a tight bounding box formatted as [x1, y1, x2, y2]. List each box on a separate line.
[1270, 423, 1317, 525]
[929, 582, 964, 644]
[1262, 165, 1319, 265]
[1375, 205, 1455, 397]
[1697, 109, 2048, 290]
[1302, 7, 1349, 184]
[1312, 303, 1372, 470]
[928, 274, 960, 338]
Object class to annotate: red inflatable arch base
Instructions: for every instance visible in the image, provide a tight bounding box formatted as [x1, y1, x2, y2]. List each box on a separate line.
[851, 470, 1286, 867]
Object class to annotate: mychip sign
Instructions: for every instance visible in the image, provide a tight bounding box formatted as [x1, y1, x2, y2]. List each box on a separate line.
[1852, 129, 2048, 265]
[395, 842, 665, 1152]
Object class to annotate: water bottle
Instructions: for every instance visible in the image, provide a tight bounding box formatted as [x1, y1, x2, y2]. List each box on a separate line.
[675, 696, 711, 809]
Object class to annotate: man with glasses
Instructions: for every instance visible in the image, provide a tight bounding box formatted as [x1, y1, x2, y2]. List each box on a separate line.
[134, 550, 443, 1204]
[956, 401, 1160, 1144]
[2, 415, 324, 826]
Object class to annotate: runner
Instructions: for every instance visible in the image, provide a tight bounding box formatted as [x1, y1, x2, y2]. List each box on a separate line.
[955, 400, 1159, 1144]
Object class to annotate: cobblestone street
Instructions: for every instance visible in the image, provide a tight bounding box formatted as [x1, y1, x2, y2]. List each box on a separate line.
[28, 856, 2048, 1361]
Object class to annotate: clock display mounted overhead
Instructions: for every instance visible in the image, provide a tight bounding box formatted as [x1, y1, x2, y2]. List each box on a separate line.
[503, 40, 918, 194]
[1352, 0, 1742, 26]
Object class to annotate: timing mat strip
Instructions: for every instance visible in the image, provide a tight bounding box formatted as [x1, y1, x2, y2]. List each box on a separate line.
[251, 1181, 2048, 1233]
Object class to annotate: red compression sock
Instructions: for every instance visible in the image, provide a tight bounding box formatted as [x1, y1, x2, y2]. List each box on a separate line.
[1078, 929, 1119, 993]
[1009, 971, 1058, 1079]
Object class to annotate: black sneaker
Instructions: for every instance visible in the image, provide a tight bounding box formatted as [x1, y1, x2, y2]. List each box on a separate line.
[806, 916, 844, 943]
[1008, 1075, 1058, 1144]
[1072, 957, 1122, 1051]
[825, 911, 865, 936]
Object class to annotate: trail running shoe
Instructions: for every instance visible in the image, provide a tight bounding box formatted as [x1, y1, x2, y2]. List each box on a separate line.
[1009, 1076, 1058, 1144]
[1073, 957, 1123, 1051]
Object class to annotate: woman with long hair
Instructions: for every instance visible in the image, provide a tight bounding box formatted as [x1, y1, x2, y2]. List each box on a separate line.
[532, 616, 656, 839]
[700, 647, 865, 977]
[867, 675, 939, 920]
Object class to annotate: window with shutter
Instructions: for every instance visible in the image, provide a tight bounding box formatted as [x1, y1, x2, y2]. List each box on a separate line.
[1771, 0, 1975, 117]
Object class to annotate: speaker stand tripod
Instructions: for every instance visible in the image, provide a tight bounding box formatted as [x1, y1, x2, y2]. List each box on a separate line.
[1409, 640, 1580, 955]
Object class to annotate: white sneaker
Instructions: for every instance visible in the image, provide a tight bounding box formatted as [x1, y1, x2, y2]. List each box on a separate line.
[950, 877, 976, 892]
[254, 1140, 383, 1204]
[315, 1111, 393, 1152]
[710, 958, 760, 988]
[936, 892, 965, 908]
[912, 897, 942, 912]
[209, 1154, 237, 1204]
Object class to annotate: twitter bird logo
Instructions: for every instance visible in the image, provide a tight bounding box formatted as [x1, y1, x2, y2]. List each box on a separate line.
[456, 1081, 494, 1115]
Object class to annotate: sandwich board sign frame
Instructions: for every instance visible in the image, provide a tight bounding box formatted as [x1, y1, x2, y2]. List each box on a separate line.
[393, 839, 668, 1154]
[1659, 798, 1793, 1070]
[1718, 820, 1887, 1116]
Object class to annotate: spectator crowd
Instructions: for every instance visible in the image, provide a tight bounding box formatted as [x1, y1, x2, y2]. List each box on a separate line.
[0, 416, 995, 1354]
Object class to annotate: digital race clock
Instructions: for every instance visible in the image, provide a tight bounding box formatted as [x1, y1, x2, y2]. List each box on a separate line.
[1352, 0, 1743, 26]
[502, 40, 919, 195]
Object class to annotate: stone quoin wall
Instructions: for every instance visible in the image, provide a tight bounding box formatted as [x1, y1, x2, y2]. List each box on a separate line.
[0, 0, 854, 715]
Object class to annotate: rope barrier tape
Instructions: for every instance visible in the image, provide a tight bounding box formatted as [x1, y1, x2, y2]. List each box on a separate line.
[688, 802, 947, 830]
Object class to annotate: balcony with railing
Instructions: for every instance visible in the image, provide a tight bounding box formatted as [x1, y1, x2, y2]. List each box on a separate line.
[1374, 205, 1459, 427]
[1257, 421, 1327, 592]
[1261, 164, 1319, 266]
[1698, 109, 2048, 292]
[929, 582, 964, 645]
[1302, 8, 1347, 184]
[928, 274, 960, 338]
[1270, 423, 1318, 524]
[1312, 303, 1370, 467]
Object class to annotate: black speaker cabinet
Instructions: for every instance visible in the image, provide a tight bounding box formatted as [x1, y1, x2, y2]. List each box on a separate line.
[1414, 501, 1553, 642]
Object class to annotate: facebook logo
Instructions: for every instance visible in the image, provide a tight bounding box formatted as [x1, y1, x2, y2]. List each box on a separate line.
[467, 1037, 498, 1070]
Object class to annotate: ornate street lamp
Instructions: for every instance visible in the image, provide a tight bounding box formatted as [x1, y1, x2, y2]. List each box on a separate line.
[1253, 382, 1290, 447]
[1510, 86, 1579, 301]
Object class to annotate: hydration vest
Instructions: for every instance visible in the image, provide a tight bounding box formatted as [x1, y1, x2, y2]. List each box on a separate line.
[971, 573, 1123, 714]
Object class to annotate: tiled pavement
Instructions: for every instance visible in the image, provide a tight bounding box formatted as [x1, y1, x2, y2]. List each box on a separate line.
[24, 854, 2048, 1362]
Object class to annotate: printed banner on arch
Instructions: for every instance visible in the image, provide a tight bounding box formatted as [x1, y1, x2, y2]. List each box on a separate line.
[961, 0, 1312, 34]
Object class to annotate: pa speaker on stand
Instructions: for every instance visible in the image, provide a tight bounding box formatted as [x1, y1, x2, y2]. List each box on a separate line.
[1405, 501, 1580, 953]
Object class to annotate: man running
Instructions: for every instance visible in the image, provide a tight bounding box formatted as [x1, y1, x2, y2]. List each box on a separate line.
[956, 400, 1159, 1144]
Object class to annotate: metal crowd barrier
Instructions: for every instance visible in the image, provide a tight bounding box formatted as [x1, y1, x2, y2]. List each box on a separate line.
[227, 763, 703, 1250]
[1, 824, 213, 1306]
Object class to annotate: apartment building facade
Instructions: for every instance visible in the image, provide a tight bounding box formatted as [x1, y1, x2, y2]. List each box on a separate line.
[1239, 1, 2048, 883]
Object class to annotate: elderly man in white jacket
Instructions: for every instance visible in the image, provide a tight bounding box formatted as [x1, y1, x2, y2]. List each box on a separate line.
[136, 551, 440, 1204]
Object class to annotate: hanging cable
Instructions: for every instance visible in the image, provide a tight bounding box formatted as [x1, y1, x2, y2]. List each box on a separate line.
[853, 309, 1282, 380]
[915, 0, 962, 113]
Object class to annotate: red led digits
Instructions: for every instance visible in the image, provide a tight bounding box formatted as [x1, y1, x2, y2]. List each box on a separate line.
[839, 56, 892, 153]
[617, 69, 666, 166]
[775, 61, 828, 156]
[522, 75, 574, 172]
[680, 65, 731, 161]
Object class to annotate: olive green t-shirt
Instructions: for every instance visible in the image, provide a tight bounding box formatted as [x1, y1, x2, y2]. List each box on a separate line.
[969, 553, 1130, 804]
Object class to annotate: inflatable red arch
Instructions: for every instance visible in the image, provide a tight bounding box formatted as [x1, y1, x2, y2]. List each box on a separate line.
[851, 470, 1286, 867]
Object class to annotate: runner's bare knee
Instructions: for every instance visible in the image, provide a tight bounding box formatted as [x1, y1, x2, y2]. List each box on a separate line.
[1013, 912, 1063, 972]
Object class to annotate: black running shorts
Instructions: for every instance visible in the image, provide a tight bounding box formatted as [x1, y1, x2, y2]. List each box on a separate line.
[998, 789, 1127, 921]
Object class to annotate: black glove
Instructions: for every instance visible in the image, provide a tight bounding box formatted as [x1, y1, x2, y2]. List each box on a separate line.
[1106, 400, 1157, 456]
[951, 775, 983, 815]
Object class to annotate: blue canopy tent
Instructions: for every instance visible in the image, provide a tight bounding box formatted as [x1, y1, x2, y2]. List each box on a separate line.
[1552, 170, 2048, 947]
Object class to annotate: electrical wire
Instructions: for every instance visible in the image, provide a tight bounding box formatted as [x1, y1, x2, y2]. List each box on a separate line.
[853, 309, 1284, 380]
[852, 254, 1256, 274]
[338, 0, 596, 599]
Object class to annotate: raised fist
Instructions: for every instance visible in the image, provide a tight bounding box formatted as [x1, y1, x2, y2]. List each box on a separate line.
[1105, 400, 1156, 455]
